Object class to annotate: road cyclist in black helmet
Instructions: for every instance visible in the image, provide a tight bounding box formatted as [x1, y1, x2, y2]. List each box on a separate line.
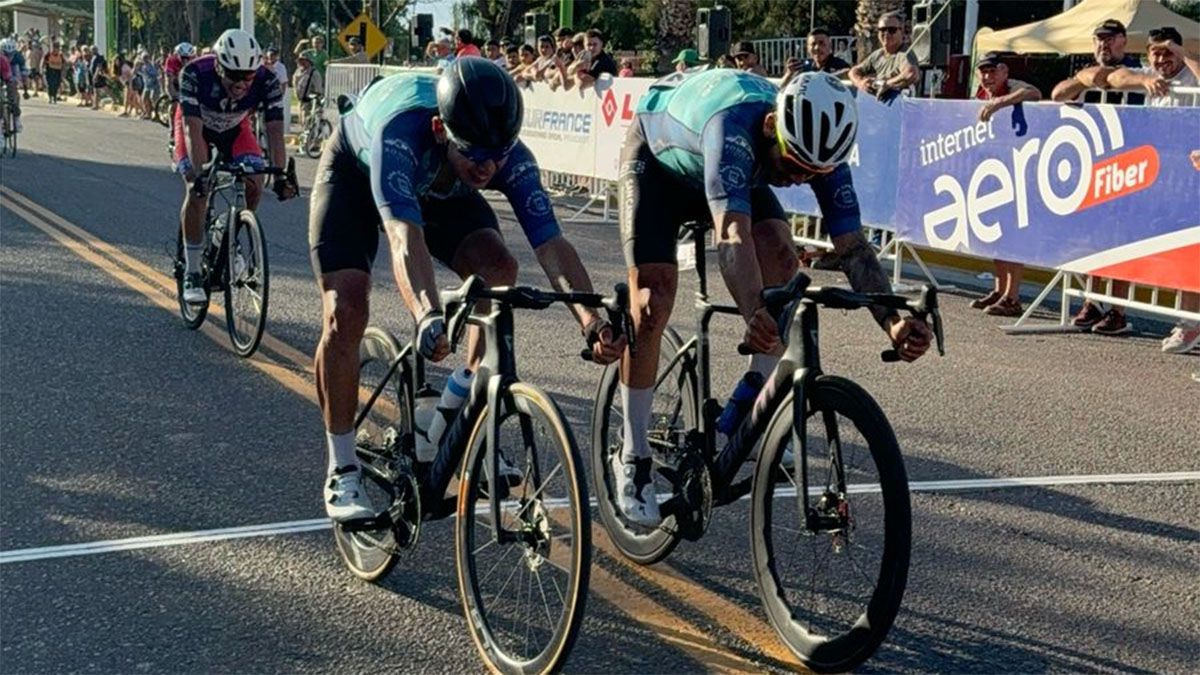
[309, 56, 625, 521]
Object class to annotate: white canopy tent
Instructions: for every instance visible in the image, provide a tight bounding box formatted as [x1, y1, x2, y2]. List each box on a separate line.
[974, 0, 1200, 56]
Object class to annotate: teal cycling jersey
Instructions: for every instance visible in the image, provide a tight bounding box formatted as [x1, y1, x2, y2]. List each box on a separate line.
[634, 68, 861, 235]
[339, 72, 560, 247]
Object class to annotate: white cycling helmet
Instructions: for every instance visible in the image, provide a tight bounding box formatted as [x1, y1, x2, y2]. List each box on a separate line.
[0, 39, 15, 54]
[213, 28, 262, 71]
[175, 42, 195, 58]
[776, 72, 858, 170]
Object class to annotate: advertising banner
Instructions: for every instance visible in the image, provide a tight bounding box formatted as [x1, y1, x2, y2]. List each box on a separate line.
[517, 83, 598, 176]
[592, 77, 653, 181]
[773, 93, 903, 229]
[895, 100, 1200, 291]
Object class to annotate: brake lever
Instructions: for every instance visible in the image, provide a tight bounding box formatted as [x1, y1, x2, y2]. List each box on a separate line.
[580, 283, 633, 362]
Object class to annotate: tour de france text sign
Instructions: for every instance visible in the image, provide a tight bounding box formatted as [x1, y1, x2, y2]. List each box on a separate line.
[773, 93, 902, 229]
[895, 99, 1200, 290]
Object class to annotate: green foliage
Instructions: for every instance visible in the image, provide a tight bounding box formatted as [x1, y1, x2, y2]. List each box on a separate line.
[1163, 0, 1200, 22]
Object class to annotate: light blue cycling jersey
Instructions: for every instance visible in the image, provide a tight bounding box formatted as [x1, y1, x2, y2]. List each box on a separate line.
[339, 72, 560, 247]
[635, 68, 861, 235]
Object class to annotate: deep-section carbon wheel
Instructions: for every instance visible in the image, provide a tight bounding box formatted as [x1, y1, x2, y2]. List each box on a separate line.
[457, 383, 590, 674]
[751, 375, 911, 673]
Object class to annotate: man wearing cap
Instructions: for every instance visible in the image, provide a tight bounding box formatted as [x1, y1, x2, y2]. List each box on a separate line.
[672, 48, 705, 73]
[730, 40, 768, 76]
[265, 47, 290, 133]
[337, 36, 369, 65]
[1051, 19, 1143, 104]
[1107, 27, 1200, 353]
[849, 12, 919, 99]
[968, 52, 1042, 317]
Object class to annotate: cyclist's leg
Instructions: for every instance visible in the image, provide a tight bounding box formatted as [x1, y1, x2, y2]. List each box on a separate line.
[747, 187, 798, 375]
[421, 192, 519, 370]
[310, 127, 381, 501]
[174, 115, 212, 270]
[230, 116, 266, 209]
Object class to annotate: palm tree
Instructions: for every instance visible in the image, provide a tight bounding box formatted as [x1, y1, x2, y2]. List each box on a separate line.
[854, 0, 903, 61]
[654, 0, 696, 74]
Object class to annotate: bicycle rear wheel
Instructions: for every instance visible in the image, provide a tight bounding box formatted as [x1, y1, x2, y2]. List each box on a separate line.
[332, 328, 416, 582]
[224, 209, 269, 357]
[154, 95, 171, 127]
[751, 375, 910, 673]
[591, 327, 698, 565]
[304, 119, 331, 158]
[173, 228, 209, 328]
[457, 383, 590, 674]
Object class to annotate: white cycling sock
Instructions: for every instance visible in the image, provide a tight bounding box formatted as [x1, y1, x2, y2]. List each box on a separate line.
[184, 242, 204, 275]
[326, 430, 358, 474]
[620, 384, 654, 462]
[749, 353, 781, 378]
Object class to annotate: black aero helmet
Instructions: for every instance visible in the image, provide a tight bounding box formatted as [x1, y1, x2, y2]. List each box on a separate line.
[437, 57, 523, 153]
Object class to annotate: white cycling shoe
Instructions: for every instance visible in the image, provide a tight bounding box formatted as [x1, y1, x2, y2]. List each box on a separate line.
[611, 454, 661, 528]
[324, 466, 375, 522]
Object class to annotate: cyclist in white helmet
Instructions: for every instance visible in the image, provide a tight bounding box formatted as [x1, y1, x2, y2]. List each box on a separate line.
[0, 39, 24, 132]
[174, 28, 296, 304]
[610, 70, 932, 526]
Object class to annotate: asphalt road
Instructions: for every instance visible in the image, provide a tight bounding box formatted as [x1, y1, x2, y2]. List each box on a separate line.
[1, 98, 1197, 674]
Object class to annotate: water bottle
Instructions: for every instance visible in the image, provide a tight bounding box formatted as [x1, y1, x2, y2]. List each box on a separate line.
[426, 367, 472, 454]
[413, 385, 440, 463]
[716, 371, 765, 436]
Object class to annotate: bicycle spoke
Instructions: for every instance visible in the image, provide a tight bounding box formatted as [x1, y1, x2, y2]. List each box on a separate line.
[515, 463, 564, 518]
[479, 542, 519, 590]
[534, 568, 556, 634]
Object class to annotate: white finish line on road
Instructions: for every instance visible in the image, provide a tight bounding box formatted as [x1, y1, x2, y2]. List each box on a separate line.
[2, 471, 1196, 565]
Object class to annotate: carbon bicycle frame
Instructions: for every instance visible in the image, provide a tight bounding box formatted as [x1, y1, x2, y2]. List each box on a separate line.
[669, 226, 845, 520]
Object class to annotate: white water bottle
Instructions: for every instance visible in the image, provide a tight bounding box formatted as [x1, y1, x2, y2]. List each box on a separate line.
[413, 386, 440, 463]
[426, 367, 473, 453]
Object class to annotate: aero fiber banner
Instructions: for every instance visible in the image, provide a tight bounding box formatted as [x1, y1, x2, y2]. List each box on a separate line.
[518, 83, 598, 176]
[896, 100, 1200, 292]
[773, 93, 903, 229]
[593, 77, 653, 181]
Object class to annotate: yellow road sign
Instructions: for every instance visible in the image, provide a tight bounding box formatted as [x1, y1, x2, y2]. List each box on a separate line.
[338, 13, 387, 59]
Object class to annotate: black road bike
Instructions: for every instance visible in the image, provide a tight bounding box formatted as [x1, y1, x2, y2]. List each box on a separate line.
[298, 96, 332, 159]
[339, 275, 629, 674]
[590, 221, 945, 672]
[1, 95, 17, 158]
[171, 153, 297, 357]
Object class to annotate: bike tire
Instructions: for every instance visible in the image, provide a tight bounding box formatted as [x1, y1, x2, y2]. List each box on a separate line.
[750, 375, 910, 673]
[174, 228, 209, 329]
[457, 382, 591, 674]
[332, 328, 413, 582]
[591, 327, 697, 565]
[304, 119, 331, 159]
[223, 210, 269, 357]
[154, 95, 171, 127]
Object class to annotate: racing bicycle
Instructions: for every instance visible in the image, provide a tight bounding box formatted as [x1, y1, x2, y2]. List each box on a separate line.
[297, 96, 331, 159]
[590, 220, 945, 672]
[1, 95, 17, 158]
[171, 152, 297, 357]
[339, 275, 630, 674]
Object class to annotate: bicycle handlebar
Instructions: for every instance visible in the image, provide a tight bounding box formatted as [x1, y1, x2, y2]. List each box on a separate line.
[736, 271, 946, 361]
[436, 275, 634, 358]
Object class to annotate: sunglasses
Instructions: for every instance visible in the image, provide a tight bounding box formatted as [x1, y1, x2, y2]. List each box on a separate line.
[775, 129, 835, 178]
[220, 66, 256, 83]
[455, 141, 515, 165]
[877, 26, 900, 34]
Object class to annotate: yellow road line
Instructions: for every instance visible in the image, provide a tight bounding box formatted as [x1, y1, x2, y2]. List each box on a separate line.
[1, 188, 791, 671]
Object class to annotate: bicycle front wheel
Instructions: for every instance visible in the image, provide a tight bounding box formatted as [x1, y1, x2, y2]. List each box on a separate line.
[751, 375, 911, 673]
[224, 209, 269, 357]
[154, 95, 171, 126]
[456, 382, 590, 674]
[304, 119, 331, 158]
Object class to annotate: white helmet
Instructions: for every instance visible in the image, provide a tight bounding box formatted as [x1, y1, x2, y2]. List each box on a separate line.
[776, 72, 858, 170]
[213, 28, 262, 71]
[175, 42, 195, 58]
[0, 39, 15, 54]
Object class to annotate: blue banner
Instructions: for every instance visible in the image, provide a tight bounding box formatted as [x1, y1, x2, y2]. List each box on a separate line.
[774, 93, 903, 229]
[894, 99, 1200, 273]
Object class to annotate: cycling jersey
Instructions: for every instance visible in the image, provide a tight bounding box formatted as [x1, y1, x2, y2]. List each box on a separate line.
[0, 54, 11, 83]
[178, 54, 283, 134]
[338, 71, 560, 247]
[634, 68, 861, 236]
[6, 51, 26, 82]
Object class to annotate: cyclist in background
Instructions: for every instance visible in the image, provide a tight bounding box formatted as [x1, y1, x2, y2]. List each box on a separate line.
[1, 40, 24, 132]
[163, 42, 195, 140]
[612, 70, 933, 526]
[175, 29, 296, 304]
[309, 57, 624, 521]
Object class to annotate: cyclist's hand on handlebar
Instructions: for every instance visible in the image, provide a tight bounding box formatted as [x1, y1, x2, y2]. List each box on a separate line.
[583, 317, 626, 365]
[743, 307, 781, 354]
[272, 176, 298, 201]
[417, 311, 451, 362]
[887, 316, 932, 362]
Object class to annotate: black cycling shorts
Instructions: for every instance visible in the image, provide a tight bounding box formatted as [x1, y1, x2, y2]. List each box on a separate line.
[308, 124, 501, 275]
[618, 121, 786, 267]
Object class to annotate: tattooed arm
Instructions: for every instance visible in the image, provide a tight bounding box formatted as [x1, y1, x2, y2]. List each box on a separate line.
[833, 230, 932, 362]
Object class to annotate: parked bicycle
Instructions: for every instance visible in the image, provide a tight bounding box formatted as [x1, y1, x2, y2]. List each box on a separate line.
[1, 96, 17, 158]
[340, 275, 630, 674]
[171, 152, 297, 357]
[590, 220, 945, 672]
[297, 96, 331, 159]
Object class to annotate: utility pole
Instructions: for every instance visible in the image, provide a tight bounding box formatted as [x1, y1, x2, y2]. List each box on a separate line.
[559, 0, 573, 30]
